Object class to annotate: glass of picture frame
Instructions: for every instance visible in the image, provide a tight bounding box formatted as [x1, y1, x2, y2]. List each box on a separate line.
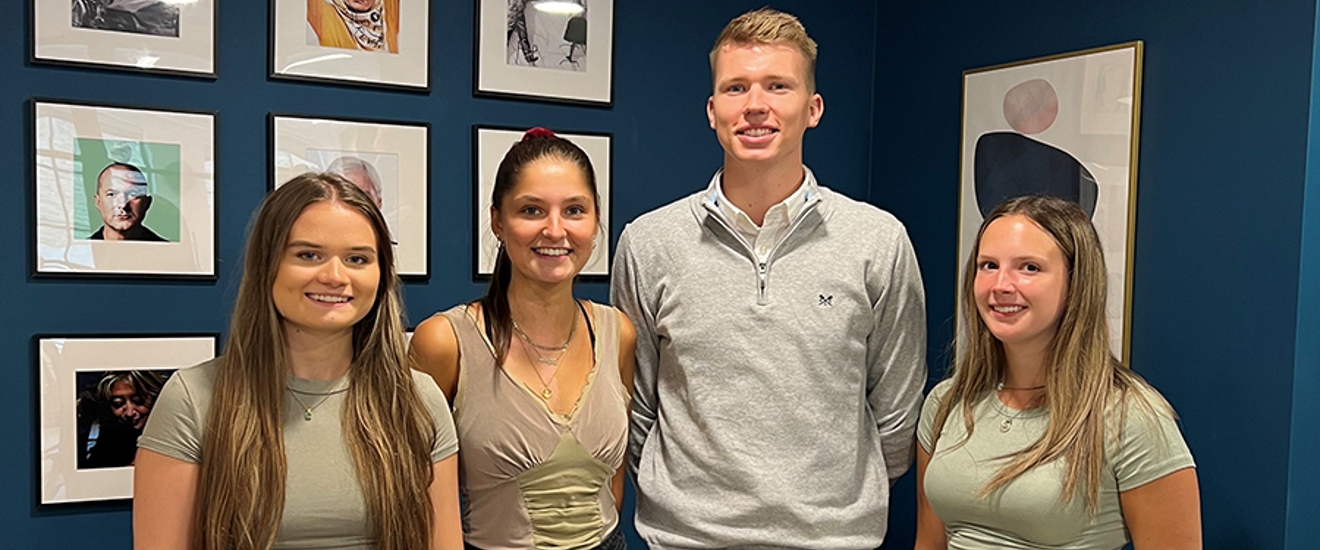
[31, 0, 216, 77]
[271, 0, 431, 90]
[475, 0, 614, 106]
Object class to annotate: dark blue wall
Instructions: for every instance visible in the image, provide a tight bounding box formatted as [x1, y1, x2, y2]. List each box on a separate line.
[6, 1, 880, 547]
[873, 1, 1317, 548]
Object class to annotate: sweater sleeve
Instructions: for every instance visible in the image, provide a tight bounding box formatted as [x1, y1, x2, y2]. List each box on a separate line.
[610, 226, 658, 478]
[866, 227, 928, 482]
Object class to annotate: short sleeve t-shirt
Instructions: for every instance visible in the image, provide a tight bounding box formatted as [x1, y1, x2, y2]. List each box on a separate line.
[139, 358, 459, 550]
[917, 379, 1195, 550]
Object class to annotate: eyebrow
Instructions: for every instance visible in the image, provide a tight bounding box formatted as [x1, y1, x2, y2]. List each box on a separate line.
[286, 240, 378, 253]
[512, 194, 591, 203]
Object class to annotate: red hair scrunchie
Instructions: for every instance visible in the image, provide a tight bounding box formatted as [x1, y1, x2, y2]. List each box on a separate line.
[522, 127, 556, 141]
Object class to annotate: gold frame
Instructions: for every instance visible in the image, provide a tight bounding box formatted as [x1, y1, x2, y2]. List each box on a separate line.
[955, 41, 1144, 363]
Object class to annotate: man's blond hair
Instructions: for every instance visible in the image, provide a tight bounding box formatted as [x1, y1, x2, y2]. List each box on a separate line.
[709, 8, 818, 92]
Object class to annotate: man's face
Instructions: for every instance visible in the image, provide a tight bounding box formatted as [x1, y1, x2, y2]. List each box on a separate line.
[340, 169, 383, 208]
[107, 380, 152, 430]
[94, 167, 152, 234]
[707, 43, 823, 168]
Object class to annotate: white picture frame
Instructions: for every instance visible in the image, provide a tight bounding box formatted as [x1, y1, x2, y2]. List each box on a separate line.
[272, 0, 431, 90]
[32, 0, 216, 77]
[475, 0, 613, 106]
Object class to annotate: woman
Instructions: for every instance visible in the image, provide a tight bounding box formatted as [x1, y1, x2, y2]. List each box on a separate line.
[307, 0, 400, 53]
[915, 196, 1200, 549]
[134, 174, 462, 550]
[411, 128, 634, 550]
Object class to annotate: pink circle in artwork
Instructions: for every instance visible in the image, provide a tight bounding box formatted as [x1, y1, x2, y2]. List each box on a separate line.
[1003, 79, 1059, 135]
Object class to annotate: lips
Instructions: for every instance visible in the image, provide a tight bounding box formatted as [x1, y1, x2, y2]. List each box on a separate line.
[738, 126, 778, 138]
[533, 247, 571, 257]
[307, 293, 352, 304]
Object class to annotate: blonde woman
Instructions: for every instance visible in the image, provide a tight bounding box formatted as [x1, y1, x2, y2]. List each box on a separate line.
[133, 174, 461, 549]
[916, 195, 1200, 549]
[411, 128, 634, 549]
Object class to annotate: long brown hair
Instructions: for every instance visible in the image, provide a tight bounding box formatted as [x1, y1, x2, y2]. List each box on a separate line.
[195, 173, 436, 549]
[929, 195, 1169, 513]
[482, 128, 599, 366]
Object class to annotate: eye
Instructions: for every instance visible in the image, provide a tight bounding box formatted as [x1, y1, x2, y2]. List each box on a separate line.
[769, 82, 789, 91]
[519, 205, 543, 217]
[1023, 263, 1041, 273]
[977, 260, 998, 271]
[565, 205, 588, 217]
[346, 254, 374, 266]
[295, 250, 320, 261]
[726, 83, 747, 93]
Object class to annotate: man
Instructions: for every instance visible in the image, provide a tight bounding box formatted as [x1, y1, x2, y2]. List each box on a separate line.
[79, 371, 166, 469]
[327, 155, 384, 209]
[611, 8, 926, 548]
[89, 162, 167, 241]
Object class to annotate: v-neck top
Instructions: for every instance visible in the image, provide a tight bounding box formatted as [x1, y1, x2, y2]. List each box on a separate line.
[440, 301, 629, 550]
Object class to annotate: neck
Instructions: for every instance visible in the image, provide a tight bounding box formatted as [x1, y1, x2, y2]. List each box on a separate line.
[101, 226, 135, 241]
[284, 328, 354, 380]
[506, 275, 578, 331]
[1002, 341, 1049, 389]
[720, 158, 805, 226]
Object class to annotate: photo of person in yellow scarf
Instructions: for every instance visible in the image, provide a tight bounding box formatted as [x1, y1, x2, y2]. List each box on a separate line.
[306, 0, 400, 54]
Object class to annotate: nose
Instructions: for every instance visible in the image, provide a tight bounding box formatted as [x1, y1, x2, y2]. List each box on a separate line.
[991, 270, 1015, 294]
[743, 86, 769, 116]
[317, 258, 349, 285]
[542, 213, 567, 240]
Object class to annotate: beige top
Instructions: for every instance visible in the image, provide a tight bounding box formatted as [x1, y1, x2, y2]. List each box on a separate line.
[441, 302, 629, 550]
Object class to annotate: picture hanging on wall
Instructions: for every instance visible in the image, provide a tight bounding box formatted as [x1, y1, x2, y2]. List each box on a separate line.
[473, 125, 612, 279]
[37, 334, 217, 505]
[271, 0, 431, 90]
[475, 0, 614, 106]
[957, 41, 1143, 361]
[271, 114, 431, 279]
[32, 0, 216, 77]
[33, 100, 217, 279]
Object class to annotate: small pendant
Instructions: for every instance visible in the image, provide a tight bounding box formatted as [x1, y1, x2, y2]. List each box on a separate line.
[541, 387, 552, 399]
[304, 409, 313, 421]
[1000, 418, 1013, 433]
[537, 356, 558, 366]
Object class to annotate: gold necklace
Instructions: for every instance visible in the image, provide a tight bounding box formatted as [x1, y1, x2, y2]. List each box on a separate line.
[287, 379, 347, 421]
[996, 383, 1044, 433]
[512, 309, 579, 399]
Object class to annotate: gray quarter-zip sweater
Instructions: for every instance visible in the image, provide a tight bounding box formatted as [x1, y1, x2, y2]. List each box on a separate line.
[611, 169, 927, 549]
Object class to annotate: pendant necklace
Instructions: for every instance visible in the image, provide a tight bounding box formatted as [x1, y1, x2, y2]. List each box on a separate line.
[512, 308, 579, 399]
[287, 378, 348, 421]
[996, 381, 1045, 433]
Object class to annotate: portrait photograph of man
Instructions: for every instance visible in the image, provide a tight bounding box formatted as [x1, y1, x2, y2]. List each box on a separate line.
[76, 139, 181, 243]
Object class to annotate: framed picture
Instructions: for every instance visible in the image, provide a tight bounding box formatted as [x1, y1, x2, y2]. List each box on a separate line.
[271, 0, 430, 90]
[475, 0, 614, 106]
[32, 0, 216, 77]
[473, 125, 612, 279]
[37, 334, 217, 505]
[33, 100, 217, 279]
[272, 114, 430, 279]
[958, 41, 1143, 361]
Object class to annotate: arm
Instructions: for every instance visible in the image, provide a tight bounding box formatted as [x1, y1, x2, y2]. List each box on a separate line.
[610, 312, 638, 509]
[429, 454, 464, 550]
[133, 448, 199, 549]
[410, 314, 461, 402]
[610, 229, 659, 477]
[913, 445, 947, 550]
[1121, 468, 1201, 549]
[867, 229, 927, 482]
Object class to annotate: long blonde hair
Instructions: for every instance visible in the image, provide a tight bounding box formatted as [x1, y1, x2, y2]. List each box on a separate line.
[195, 173, 436, 549]
[929, 195, 1168, 513]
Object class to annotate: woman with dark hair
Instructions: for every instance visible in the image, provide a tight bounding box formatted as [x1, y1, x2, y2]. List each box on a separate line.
[133, 173, 462, 549]
[915, 195, 1200, 549]
[411, 128, 634, 550]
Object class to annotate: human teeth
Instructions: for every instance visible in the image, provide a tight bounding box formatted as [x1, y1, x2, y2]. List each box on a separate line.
[743, 128, 773, 137]
[309, 294, 350, 303]
[536, 248, 570, 256]
[993, 305, 1024, 313]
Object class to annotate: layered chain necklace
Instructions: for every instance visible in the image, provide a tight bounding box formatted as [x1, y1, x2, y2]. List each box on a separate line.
[287, 377, 349, 421]
[996, 381, 1045, 433]
[512, 308, 579, 399]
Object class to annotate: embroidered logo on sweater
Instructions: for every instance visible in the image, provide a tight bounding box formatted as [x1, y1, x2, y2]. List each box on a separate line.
[818, 294, 833, 306]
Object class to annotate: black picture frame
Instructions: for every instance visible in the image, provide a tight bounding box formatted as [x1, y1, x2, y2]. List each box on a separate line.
[30, 0, 217, 79]
[270, 0, 432, 92]
[473, 0, 615, 107]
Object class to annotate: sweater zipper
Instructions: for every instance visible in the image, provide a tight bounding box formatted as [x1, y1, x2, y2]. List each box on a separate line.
[705, 197, 819, 305]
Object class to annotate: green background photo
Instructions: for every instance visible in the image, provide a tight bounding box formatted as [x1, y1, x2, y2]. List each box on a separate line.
[74, 138, 181, 242]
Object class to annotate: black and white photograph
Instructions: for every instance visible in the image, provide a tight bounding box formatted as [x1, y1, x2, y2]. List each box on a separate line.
[506, 0, 589, 72]
[272, 0, 430, 89]
[473, 126, 612, 279]
[33, 0, 215, 76]
[39, 335, 216, 505]
[272, 114, 430, 278]
[477, 0, 613, 105]
[33, 100, 217, 279]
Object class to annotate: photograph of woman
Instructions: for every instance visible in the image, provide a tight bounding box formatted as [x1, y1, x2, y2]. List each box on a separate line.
[915, 195, 1200, 549]
[133, 173, 461, 549]
[307, 0, 400, 54]
[411, 128, 634, 550]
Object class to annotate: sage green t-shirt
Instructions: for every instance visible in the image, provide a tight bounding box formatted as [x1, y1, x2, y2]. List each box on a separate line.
[139, 358, 459, 550]
[918, 379, 1194, 550]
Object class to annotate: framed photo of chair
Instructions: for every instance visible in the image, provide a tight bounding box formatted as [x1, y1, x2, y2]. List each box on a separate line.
[475, 0, 614, 106]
